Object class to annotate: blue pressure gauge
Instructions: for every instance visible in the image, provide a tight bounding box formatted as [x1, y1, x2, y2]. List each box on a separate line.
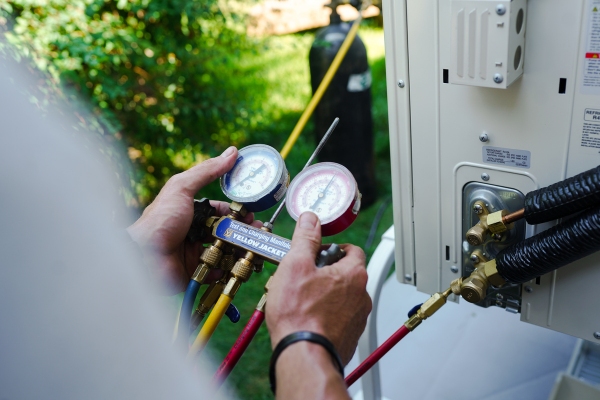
[220, 144, 289, 212]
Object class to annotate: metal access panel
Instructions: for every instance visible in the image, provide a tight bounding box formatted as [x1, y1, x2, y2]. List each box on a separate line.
[383, 0, 600, 341]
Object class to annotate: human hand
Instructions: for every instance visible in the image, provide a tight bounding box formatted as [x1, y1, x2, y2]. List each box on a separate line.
[265, 212, 372, 365]
[127, 146, 262, 294]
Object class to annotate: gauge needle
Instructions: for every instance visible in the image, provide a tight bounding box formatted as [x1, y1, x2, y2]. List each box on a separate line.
[310, 174, 336, 211]
[236, 164, 266, 187]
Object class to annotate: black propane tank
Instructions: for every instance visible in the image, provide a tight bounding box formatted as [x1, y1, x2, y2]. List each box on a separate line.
[309, 2, 377, 207]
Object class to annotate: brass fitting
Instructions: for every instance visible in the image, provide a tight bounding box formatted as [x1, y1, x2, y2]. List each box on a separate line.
[191, 280, 226, 329]
[466, 201, 490, 246]
[256, 293, 268, 312]
[223, 252, 255, 298]
[228, 201, 248, 219]
[219, 246, 236, 272]
[205, 216, 220, 230]
[450, 277, 463, 296]
[191, 264, 211, 283]
[487, 210, 514, 234]
[404, 288, 452, 331]
[199, 239, 224, 267]
[459, 259, 506, 303]
[231, 252, 255, 282]
[256, 276, 274, 312]
[223, 276, 242, 298]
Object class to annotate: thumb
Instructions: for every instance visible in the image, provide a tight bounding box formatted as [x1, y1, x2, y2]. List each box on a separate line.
[176, 146, 237, 196]
[288, 212, 322, 268]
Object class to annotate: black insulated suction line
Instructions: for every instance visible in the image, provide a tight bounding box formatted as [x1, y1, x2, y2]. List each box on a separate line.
[496, 204, 600, 284]
[524, 165, 600, 225]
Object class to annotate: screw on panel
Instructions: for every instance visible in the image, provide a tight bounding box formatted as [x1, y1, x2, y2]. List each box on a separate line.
[492, 233, 502, 241]
[496, 293, 504, 300]
[404, 273, 412, 282]
[496, 4, 506, 15]
[450, 265, 459, 273]
[594, 332, 600, 340]
[473, 203, 483, 214]
[493, 73, 504, 84]
[524, 286, 533, 293]
[470, 254, 479, 262]
[398, 80, 405, 88]
[481, 173, 490, 181]
[479, 132, 489, 142]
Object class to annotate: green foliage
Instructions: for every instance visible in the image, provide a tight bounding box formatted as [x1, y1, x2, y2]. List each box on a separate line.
[6, 0, 266, 206]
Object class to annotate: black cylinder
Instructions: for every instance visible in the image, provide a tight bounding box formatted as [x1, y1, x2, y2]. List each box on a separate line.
[309, 13, 377, 207]
[496, 205, 600, 284]
[524, 165, 600, 225]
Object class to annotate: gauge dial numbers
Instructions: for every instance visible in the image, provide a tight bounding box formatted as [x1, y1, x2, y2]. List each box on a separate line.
[221, 144, 288, 212]
[286, 162, 361, 236]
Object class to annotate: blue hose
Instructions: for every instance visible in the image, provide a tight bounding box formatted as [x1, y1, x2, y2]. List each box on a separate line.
[178, 280, 201, 348]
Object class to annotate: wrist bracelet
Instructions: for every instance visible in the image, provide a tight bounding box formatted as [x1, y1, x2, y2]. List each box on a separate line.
[269, 331, 345, 394]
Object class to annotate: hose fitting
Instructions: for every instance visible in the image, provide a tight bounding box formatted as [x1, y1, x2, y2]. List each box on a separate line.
[404, 288, 453, 331]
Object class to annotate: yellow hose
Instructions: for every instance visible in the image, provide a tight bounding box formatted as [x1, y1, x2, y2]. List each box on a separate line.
[187, 293, 232, 359]
[280, 13, 364, 160]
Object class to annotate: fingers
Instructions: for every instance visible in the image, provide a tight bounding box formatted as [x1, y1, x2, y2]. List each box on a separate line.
[285, 212, 322, 270]
[173, 146, 238, 197]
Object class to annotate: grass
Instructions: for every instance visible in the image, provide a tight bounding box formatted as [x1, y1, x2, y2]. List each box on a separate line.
[170, 24, 391, 399]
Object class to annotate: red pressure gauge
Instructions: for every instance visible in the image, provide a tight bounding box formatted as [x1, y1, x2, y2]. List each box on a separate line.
[286, 162, 361, 236]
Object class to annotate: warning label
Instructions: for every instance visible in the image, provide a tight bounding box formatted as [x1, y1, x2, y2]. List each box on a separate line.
[582, 0, 600, 94]
[582, 123, 600, 148]
[482, 146, 531, 169]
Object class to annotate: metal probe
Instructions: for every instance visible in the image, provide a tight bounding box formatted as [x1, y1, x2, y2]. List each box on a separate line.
[263, 117, 339, 230]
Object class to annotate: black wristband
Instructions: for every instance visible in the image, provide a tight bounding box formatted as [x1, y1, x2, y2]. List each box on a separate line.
[269, 331, 345, 394]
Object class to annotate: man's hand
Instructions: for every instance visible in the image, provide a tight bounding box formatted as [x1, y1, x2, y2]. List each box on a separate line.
[127, 146, 261, 294]
[266, 211, 372, 364]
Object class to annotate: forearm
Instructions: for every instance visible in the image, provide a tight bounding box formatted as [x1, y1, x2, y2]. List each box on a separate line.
[275, 341, 350, 400]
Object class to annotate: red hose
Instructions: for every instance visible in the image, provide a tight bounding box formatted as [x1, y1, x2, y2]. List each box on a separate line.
[345, 325, 410, 387]
[213, 309, 265, 386]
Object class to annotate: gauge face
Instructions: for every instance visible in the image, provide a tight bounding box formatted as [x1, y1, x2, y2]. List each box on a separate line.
[221, 144, 288, 212]
[286, 162, 357, 226]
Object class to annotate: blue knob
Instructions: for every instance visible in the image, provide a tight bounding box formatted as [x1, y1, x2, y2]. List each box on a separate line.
[226, 303, 241, 323]
[407, 303, 423, 318]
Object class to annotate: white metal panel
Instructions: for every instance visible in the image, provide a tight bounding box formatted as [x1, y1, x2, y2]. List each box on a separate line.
[383, 0, 416, 286]
[386, 0, 600, 340]
[450, 0, 527, 88]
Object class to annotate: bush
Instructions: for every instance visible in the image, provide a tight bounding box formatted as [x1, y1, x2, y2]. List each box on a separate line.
[5, 0, 266, 206]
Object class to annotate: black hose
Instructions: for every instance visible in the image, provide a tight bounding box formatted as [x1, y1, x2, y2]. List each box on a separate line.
[524, 165, 600, 224]
[496, 205, 600, 284]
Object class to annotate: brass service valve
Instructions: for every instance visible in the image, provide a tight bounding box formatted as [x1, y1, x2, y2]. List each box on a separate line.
[466, 201, 491, 246]
[457, 259, 507, 304]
